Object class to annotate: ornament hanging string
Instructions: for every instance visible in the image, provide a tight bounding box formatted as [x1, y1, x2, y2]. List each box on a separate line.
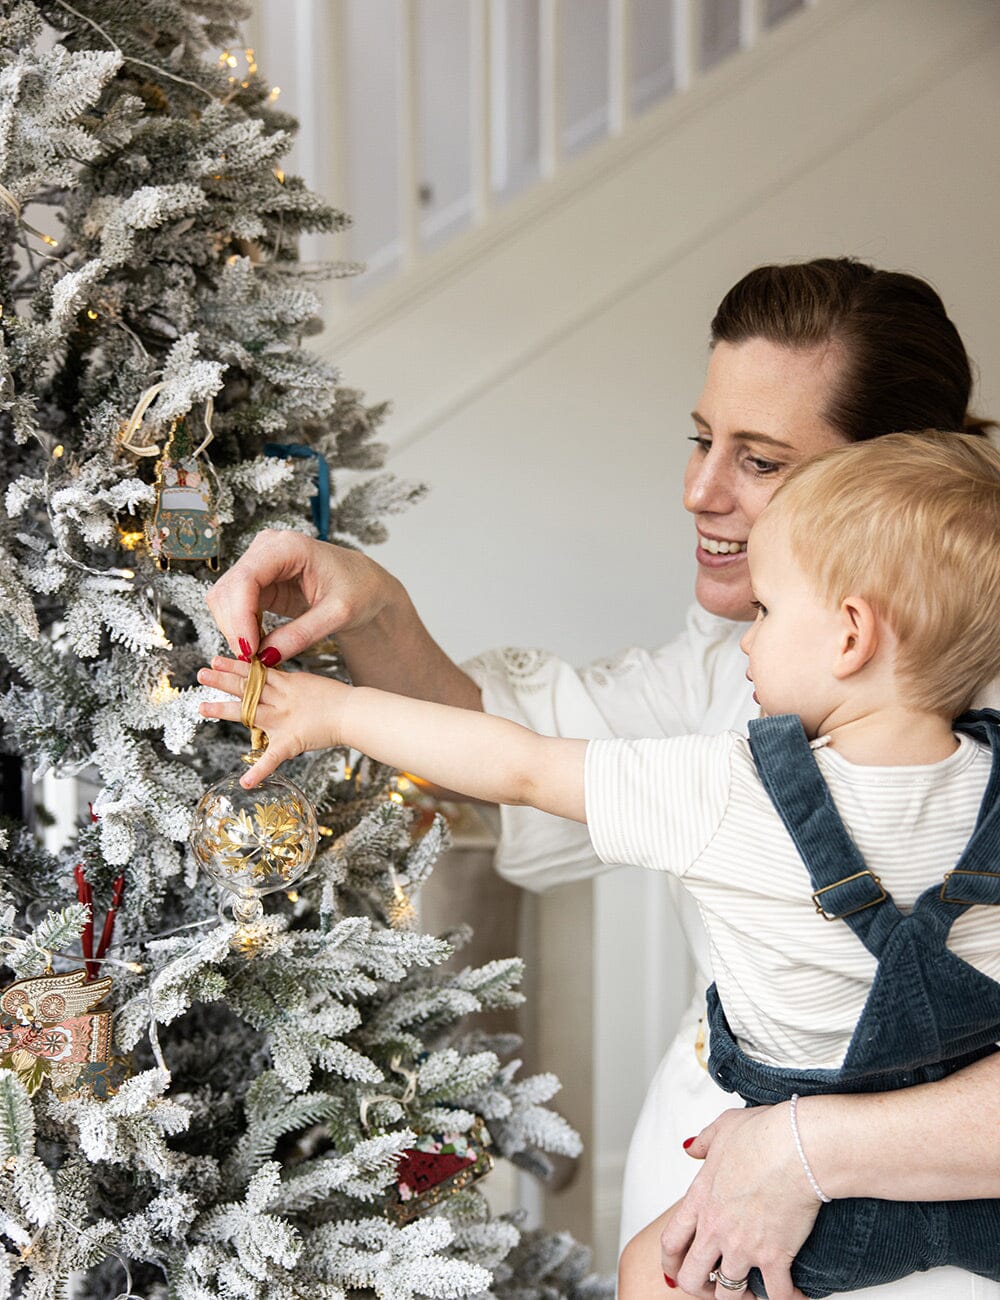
[118, 387, 215, 459]
[359, 1053, 420, 1130]
[74, 865, 126, 980]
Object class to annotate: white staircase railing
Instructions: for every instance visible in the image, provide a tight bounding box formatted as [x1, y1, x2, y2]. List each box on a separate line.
[250, 0, 815, 297]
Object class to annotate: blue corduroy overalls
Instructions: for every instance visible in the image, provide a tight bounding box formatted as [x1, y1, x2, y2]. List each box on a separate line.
[705, 710, 1000, 1299]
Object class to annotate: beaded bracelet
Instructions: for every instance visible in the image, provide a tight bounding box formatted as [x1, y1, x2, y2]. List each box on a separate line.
[789, 1093, 832, 1204]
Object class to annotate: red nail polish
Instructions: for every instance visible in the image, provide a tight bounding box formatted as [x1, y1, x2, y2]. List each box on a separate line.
[663, 1276, 677, 1289]
[238, 637, 252, 658]
[259, 647, 281, 668]
[238, 653, 251, 664]
[682, 1137, 696, 1149]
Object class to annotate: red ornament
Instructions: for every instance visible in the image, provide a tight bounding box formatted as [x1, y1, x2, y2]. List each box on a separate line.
[390, 1125, 493, 1223]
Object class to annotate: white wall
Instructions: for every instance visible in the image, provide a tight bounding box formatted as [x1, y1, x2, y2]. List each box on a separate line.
[250, 0, 1000, 1269]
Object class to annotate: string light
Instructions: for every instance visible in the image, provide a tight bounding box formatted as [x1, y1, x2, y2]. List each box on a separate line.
[273, 168, 285, 184]
[52, 444, 64, 458]
[231, 920, 268, 958]
[387, 867, 417, 929]
[217, 47, 258, 98]
[268, 86, 281, 102]
[86, 309, 98, 320]
[150, 672, 178, 706]
[117, 525, 145, 551]
[285, 890, 299, 903]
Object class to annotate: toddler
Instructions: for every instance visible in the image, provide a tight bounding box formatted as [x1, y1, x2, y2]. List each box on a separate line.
[199, 431, 1000, 1299]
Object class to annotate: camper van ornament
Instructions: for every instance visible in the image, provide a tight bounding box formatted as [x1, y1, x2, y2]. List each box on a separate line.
[146, 420, 221, 571]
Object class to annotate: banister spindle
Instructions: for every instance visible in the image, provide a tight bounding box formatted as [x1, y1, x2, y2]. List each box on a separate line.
[470, 0, 493, 223]
[674, 0, 700, 90]
[539, 0, 562, 179]
[608, 0, 632, 136]
[398, 0, 420, 269]
[739, 0, 762, 49]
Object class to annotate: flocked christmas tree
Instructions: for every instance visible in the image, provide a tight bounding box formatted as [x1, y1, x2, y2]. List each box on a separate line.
[0, 3, 611, 1296]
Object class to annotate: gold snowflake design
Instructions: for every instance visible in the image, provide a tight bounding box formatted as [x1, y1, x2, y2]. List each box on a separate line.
[200, 796, 310, 882]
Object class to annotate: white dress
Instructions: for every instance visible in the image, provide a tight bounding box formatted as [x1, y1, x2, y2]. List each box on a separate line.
[465, 606, 1000, 1300]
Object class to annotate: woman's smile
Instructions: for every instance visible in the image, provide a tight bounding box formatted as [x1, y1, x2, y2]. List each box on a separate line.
[696, 532, 748, 565]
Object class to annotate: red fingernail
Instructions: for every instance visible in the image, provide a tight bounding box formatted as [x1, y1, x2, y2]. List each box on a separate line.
[238, 653, 251, 664]
[663, 1276, 677, 1289]
[682, 1137, 696, 1149]
[259, 647, 281, 668]
[238, 637, 252, 658]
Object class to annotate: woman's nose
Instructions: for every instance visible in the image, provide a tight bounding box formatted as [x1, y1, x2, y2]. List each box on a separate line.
[683, 448, 735, 515]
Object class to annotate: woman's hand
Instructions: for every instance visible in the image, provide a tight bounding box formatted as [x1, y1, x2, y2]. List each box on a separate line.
[660, 1105, 816, 1300]
[205, 530, 483, 714]
[198, 656, 350, 787]
[206, 530, 397, 664]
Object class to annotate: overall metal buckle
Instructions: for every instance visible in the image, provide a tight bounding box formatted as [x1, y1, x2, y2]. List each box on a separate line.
[940, 869, 1000, 905]
[811, 869, 886, 921]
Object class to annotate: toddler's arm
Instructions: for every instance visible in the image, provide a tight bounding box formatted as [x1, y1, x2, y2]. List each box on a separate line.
[197, 656, 586, 820]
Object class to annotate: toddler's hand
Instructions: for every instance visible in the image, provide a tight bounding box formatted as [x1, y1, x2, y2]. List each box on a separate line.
[197, 657, 350, 788]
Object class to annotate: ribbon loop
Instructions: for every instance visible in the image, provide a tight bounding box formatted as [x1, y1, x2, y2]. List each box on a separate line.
[119, 390, 215, 459]
[240, 657, 269, 764]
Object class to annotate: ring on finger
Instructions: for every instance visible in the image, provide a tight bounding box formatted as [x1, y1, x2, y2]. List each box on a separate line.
[708, 1268, 749, 1293]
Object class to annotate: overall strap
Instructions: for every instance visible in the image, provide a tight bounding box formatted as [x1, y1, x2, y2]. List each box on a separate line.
[916, 709, 1000, 920]
[748, 715, 905, 958]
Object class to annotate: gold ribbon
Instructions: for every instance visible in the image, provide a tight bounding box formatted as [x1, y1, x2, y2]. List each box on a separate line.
[240, 655, 269, 764]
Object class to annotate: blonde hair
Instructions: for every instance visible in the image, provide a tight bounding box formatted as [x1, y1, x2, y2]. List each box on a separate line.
[764, 431, 1000, 717]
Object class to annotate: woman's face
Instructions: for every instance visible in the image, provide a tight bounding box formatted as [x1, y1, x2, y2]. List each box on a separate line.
[684, 337, 848, 622]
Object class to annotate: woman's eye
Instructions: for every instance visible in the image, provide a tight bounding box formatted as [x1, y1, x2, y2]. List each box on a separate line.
[687, 434, 712, 454]
[746, 455, 782, 476]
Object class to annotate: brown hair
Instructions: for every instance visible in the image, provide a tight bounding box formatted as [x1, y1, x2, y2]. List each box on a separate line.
[766, 431, 1000, 717]
[711, 258, 993, 440]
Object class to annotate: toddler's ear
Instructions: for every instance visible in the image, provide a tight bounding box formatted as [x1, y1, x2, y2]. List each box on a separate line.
[833, 595, 879, 679]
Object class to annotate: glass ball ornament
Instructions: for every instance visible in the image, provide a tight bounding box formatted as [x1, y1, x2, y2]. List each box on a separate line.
[190, 770, 318, 923]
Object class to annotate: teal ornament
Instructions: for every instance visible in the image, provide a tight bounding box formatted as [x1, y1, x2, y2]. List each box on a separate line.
[264, 443, 330, 540]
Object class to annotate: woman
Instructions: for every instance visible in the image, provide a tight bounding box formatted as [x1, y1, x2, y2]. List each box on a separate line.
[205, 259, 1000, 1299]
